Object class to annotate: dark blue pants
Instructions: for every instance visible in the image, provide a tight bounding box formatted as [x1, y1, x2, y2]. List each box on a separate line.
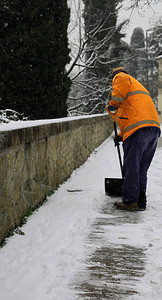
[122, 127, 159, 207]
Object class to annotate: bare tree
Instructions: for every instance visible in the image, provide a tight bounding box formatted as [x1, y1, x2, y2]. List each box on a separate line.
[67, 0, 129, 116]
[67, 0, 161, 117]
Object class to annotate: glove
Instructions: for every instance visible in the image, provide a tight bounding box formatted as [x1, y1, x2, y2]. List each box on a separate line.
[106, 105, 118, 114]
[114, 135, 123, 147]
[107, 105, 118, 112]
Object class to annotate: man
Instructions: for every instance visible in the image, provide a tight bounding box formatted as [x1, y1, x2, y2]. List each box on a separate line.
[107, 67, 161, 211]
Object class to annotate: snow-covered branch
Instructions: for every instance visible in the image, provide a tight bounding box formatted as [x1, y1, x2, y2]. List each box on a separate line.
[67, 0, 129, 116]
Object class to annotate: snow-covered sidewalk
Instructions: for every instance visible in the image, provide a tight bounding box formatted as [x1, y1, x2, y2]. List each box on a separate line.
[0, 132, 162, 300]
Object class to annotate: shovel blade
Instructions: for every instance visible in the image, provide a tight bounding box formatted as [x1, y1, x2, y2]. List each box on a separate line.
[105, 178, 123, 197]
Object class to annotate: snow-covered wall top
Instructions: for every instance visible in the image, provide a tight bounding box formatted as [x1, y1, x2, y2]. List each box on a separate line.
[0, 114, 107, 132]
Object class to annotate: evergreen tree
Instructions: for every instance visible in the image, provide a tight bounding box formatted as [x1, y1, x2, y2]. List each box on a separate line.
[129, 27, 146, 83]
[148, 21, 162, 65]
[126, 23, 162, 100]
[146, 20, 162, 99]
[147, 19, 162, 75]
[131, 27, 145, 48]
[0, 0, 71, 119]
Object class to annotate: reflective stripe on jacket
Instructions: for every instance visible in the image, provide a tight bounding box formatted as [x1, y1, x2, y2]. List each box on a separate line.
[109, 72, 161, 141]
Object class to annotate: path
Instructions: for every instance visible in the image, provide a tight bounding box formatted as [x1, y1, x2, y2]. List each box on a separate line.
[0, 133, 162, 300]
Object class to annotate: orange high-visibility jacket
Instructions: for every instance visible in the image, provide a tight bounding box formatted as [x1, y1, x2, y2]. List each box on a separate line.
[109, 72, 161, 141]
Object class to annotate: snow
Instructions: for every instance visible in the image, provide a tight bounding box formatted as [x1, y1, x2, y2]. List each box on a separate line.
[156, 55, 162, 60]
[0, 125, 162, 299]
[0, 114, 106, 132]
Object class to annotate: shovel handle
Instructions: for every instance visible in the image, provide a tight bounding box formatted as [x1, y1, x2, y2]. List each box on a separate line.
[112, 116, 124, 179]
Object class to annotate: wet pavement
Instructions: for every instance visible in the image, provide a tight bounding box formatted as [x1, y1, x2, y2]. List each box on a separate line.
[70, 135, 162, 300]
[72, 198, 146, 299]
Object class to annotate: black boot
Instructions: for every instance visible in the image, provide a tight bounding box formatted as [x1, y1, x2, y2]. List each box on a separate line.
[138, 191, 147, 210]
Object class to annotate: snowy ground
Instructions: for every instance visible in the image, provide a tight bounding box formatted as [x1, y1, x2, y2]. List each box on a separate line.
[0, 129, 162, 300]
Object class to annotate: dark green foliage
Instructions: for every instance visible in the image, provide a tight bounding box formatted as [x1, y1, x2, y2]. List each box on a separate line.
[148, 22, 162, 60]
[125, 23, 162, 100]
[0, 0, 71, 119]
[146, 22, 162, 98]
[130, 27, 145, 48]
[128, 27, 146, 83]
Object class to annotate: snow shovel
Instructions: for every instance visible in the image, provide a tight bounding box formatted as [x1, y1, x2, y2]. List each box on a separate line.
[105, 113, 124, 196]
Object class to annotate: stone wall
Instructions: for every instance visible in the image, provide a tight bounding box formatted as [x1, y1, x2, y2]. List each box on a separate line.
[0, 114, 113, 243]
